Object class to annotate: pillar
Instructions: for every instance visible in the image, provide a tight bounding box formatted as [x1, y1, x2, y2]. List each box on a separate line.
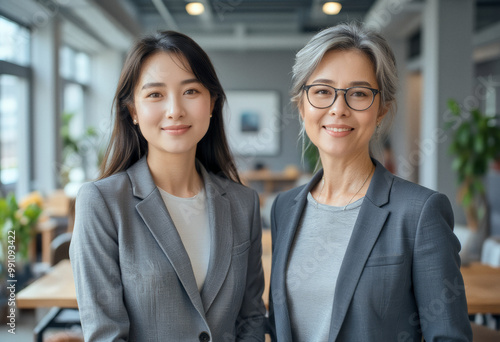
[421, 0, 474, 223]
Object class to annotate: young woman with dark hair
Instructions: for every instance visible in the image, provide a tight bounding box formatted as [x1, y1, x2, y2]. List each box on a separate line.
[70, 31, 266, 341]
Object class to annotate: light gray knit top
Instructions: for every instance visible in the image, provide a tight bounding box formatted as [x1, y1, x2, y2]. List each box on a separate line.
[286, 192, 363, 342]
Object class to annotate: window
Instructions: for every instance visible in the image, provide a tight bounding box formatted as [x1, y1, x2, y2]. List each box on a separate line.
[60, 46, 90, 85]
[0, 15, 30, 66]
[59, 45, 92, 184]
[0, 16, 31, 195]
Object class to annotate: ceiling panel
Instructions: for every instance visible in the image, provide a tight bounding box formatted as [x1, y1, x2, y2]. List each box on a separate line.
[122, 0, 500, 51]
[129, 0, 377, 35]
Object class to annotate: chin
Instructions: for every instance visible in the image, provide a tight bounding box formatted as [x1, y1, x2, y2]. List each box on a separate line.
[318, 144, 349, 157]
[153, 143, 196, 156]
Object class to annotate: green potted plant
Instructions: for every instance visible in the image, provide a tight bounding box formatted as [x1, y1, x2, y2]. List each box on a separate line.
[0, 192, 43, 264]
[446, 99, 500, 262]
[60, 111, 99, 186]
[0, 192, 43, 322]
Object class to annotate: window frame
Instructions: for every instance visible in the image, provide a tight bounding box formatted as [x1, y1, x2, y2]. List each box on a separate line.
[0, 15, 32, 197]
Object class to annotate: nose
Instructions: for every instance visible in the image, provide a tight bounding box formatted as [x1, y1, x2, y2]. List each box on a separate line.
[328, 89, 350, 116]
[166, 94, 185, 120]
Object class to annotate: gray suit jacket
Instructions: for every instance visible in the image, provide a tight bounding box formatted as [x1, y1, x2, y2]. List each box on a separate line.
[69, 157, 266, 341]
[268, 160, 472, 341]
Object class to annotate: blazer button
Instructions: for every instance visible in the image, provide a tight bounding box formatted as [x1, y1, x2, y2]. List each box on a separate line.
[199, 331, 210, 341]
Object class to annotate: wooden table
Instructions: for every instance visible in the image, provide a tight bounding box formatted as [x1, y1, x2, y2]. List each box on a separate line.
[241, 169, 300, 195]
[461, 262, 500, 315]
[44, 189, 70, 218]
[17, 259, 77, 309]
[16, 260, 79, 342]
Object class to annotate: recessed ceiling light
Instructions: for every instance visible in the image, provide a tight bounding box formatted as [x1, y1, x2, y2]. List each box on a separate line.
[322, 2, 342, 15]
[186, 2, 205, 16]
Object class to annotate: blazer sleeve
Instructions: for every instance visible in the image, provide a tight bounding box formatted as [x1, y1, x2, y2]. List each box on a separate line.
[69, 182, 130, 341]
[235, 190, 267, 341]
[412, 192, 473, 341]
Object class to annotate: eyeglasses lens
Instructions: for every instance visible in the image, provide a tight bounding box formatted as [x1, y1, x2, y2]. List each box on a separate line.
[307, 85, 375, 111]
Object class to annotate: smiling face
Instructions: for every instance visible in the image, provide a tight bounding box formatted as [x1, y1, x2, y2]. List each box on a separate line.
[300, 49, 386, 161]
[131, 51, 213, 160]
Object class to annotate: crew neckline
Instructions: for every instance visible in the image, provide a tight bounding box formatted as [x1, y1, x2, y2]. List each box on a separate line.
[307, 192, 364, 211]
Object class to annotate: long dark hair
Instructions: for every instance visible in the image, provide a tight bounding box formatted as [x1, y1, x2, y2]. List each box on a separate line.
[99, 31, 241, 183]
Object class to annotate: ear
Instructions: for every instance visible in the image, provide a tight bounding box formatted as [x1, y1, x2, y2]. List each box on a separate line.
[128, 104, 137, 123]
[377, 103, 390, 121]
[210, 95, 217, 115]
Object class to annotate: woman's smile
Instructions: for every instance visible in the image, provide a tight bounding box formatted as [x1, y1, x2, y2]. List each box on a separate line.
[323, 124, 354, 137]
[161, 124, 192, 135]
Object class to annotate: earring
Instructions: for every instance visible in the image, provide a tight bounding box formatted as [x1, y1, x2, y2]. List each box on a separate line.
[210, 114, 213, 118]
[133, 119, 138, 125]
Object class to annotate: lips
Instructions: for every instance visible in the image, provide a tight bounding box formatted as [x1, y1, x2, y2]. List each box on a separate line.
[324, 127, 353, 132]
[323, 124, 354, 137]
[161, 124, 191, 135]
[323, 124, 354, 131]
[162, 124, 191, 130]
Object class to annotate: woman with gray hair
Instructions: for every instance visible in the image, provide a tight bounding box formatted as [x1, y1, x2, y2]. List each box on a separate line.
[267, 23, 472, 341]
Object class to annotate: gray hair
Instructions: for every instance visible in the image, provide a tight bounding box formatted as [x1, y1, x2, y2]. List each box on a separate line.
[292, 22, 398, 165]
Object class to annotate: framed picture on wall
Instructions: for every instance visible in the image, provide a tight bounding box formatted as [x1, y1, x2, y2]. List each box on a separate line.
[224, 90, 280, 156]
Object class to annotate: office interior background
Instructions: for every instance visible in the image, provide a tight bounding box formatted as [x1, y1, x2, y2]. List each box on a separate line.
[1, 1, 500, 236]
[1, 0, 500, 340]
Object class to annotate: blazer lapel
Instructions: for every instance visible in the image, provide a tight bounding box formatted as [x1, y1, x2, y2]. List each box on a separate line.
[273, 170, 324, 340]
[127, 158, 205, 319]
[199, 167, 233, 312]
[328, 160, 393, 341]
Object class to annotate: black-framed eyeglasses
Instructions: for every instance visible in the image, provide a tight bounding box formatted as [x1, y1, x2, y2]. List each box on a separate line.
[302, 84, 381, 111]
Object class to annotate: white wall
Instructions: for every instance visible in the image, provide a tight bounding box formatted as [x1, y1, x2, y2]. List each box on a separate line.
[85, 49, 124, 180]
[208, 49, 303, 172]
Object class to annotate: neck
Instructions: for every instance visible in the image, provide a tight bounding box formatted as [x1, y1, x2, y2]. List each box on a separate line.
[146, 149, 202, 198]
[315, 151, 374, 207]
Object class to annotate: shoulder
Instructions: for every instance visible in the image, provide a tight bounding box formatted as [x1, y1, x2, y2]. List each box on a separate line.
[388, 174, 447, 206]
[378, 173, 453, 223]
[369, 160, 443, 205]
[76, 171, 131, 204]
[367, 160, 453, 220]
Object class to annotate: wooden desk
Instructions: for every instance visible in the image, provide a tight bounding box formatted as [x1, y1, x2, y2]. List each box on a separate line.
[461, 262, 500, 314]
[17, 259, 77, 309]
[241, 169, 300, 194]
[44, 190, 70, 218]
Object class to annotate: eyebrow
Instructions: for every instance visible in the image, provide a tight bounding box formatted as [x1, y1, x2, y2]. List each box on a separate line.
[141, 82, 165, 90]
[310, 79, 374, 87]
[181, 78, 200, 85]
[140, 78, 200, 90]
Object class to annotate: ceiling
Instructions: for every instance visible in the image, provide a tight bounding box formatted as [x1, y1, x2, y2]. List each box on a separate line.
[3, 0, 500, 53]
[128, 0, 500, 50]
[129, 0, 500, 33]
[132, 0, 378, 35]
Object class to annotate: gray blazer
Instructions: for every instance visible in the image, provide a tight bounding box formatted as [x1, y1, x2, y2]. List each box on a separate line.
[69, 157, 266, 341]
[268, 160, 472, 341]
